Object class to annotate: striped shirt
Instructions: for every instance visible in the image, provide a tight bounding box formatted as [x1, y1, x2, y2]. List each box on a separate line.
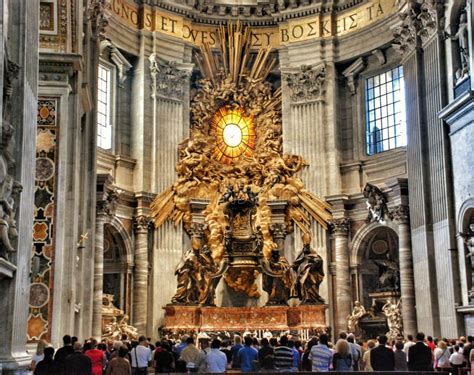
[309, 344, 333, 372]
[274, 346, 294, 369]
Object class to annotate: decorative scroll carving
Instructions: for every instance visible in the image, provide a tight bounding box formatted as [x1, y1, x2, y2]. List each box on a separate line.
[363, 183, 388, 223]
[284, 64, 326, 102]
[330, 218, 350, 236]
[392, 4, 422, 56]
[342, 58, 366, 95]
[87, 0, 109, 40]
[149, 54, 191, 100]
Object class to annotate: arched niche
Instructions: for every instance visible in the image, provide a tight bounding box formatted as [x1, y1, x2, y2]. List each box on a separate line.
[350, 222, 400, 309]
[458, 198, 474, 303]
[103, 219, 133, 314]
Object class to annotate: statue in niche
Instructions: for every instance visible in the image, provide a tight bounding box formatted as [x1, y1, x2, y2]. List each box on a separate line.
[262, 249, 293, 305]
[363, 183, 388, 223]
[198, 245, 220, 306]
[373, 252, 400, 292]
[347, 301, 367, 334]
[447, 12, 470, 81]
[171, 238, 201, 305]
[382, 299, 402, 339]
[292, 232, 325, 304]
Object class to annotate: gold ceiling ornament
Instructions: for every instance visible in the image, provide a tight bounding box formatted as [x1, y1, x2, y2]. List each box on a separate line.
[151, 21, 332, 265]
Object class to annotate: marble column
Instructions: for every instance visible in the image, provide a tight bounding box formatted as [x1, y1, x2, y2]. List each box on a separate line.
[133, 216, 149, 334]
[391, 205, 417, 336]
[332, 218, 351, 335]
[92, 207, 106, 340]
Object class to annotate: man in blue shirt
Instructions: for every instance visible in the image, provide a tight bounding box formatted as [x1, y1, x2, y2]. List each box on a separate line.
[309, 334, 333, 372]
[231, 335, 243, 369]
[238, 336, 258, 372]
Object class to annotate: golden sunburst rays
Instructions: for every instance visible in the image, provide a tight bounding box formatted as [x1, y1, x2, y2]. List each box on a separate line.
[211, 106, 256, 164]
[195, 21, 276, 86]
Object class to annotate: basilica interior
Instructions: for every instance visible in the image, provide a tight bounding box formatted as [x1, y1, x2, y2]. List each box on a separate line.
[0, 0, 473, 372]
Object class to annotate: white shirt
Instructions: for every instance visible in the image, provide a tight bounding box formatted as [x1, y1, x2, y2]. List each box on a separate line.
[450, 351, 465, 366]
[403, 341, 415, 361]
[131, 345, 152, 368]
[206, 348, 227, 373]
[434, 347, 451, 368]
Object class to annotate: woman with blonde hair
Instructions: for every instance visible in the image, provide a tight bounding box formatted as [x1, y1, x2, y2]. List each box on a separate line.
[434, 340, 451, 371]
[29, 339, 47, 371]
[332, 339, 353, 372]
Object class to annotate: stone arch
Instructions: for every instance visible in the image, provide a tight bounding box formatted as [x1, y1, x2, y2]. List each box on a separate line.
[350, 220, 399, 267]
[104, 216, 133, 266]
[457, 197, 474, 234]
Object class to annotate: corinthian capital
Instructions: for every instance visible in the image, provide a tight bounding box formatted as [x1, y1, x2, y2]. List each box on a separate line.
[417, 0, 444, 43]
[330, 218, 351, 236]
[87, 0, 109, 40]
[149, 54, 191, 101]
[392, 3, 422, 56]
[134, 215, 151, 232]
[390, 205, 410, 224]
[283, 64, 326, 103]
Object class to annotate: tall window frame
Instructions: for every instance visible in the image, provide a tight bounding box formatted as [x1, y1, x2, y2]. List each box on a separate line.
[365, 65, 407, 156]
[97, 61, 115, 151]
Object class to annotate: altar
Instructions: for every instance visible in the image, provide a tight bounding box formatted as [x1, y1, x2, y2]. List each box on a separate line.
[163, 305, 328, 339]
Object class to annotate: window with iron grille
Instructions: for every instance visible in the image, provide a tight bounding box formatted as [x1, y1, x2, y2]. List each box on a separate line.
[366, 66, 407, 155]
[97, 64, 112, 150]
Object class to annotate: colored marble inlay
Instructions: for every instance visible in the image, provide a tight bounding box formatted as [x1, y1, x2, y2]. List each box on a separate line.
[28, 98, 58, 342]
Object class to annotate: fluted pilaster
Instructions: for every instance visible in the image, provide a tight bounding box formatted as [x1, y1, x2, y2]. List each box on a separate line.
[391, 205, 417, 335]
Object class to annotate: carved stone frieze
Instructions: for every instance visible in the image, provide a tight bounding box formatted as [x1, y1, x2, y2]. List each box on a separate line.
[87, 0, 109, 40]
[330, 218, 350, 236]
[284, 64, 326, 103]
[149, 54, 191, 101]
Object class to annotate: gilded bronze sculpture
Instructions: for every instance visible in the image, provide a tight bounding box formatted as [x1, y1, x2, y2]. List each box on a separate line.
[171, 239, 201, 305]
[262, 249, 293, 305]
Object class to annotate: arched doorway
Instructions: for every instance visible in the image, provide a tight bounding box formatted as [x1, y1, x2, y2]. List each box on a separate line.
[103, 222, 132, 314]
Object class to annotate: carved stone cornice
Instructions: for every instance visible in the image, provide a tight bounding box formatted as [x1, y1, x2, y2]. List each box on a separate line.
[283, 64, 326, 103]
[390, 205, 410, 224]
[87, 0, 109, 40]
[330, 218, 351, 237]
[149, 54, 191, 101]
[392, 3, 422, 57]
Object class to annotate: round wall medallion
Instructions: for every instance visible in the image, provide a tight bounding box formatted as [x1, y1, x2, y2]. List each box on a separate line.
[372, 239, 388, 254]
[35, 157, 55, 181]
[29, 282, 50, 308]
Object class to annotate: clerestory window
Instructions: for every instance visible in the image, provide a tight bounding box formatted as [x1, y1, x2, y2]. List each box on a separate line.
[97, 64, 113, 150]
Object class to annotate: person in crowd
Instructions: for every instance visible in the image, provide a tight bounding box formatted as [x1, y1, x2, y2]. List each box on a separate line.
[260, 354, 276, 372]
[130, 336, 152, 375]
[370, 335, 394, 371]
[154, 341, 174, 373]
[408, 332, 433, 371]
[106, 345, 131, 375]
[403, 334, 416, 361]
[347, 333, 362, 370]
[361, 340, 376, 371]
[332, 339, 353, 372]
[238, 335, 259, 372]
[288, 340, 300, 371]
[463, 335, 474, 365]
[174, 334, 188, 359]
[205, 338, 228, 373]
[269, 337, 278, 348]
[220, 340, 232, 368]
[64, 342, 92, 375]
[258, 337, 274, 369]
[309, 333, 333, 372]
[53, 335, 75, 373]
[231, 334, 243, 369]
[393, 340, 408, 371]
[110, 341, 124, 361]
[450, 344, 465, 372]
[434, 340, 451, 371]
[34, 346, 55, 375]
[29, 339, 47, 371]
[427, 336, 436, 351]
[85, 338, 106, 375]
[301, 337, 318, 371]
[180, 336, 204, 373]
[274, 335, 294, 372]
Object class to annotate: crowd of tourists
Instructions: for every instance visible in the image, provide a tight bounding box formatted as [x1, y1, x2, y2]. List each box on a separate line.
[29, 331, 474, 374]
